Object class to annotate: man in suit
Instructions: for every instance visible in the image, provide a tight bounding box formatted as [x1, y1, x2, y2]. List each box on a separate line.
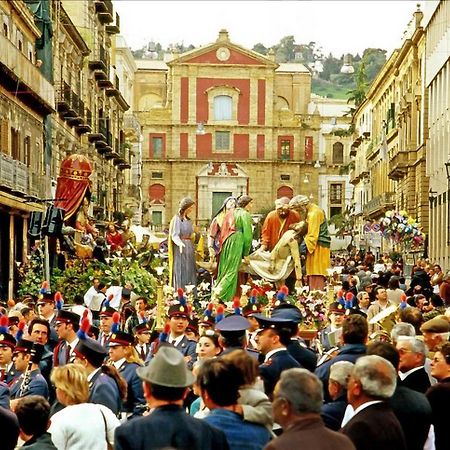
[341, 355, 407, 450]
[316, 314, 367, 402]
[114, 346, 229, 450]
[367, 341, 433, 450]
[98, 305, 116, 348]
[166, 304, 197, 369]
[133, 322, 152, 362]
[266, 368, 355, 450]
[396, 337, 431, 393]
[53, 310, 81, 367]
[0, 331, 19, 384]
[74, 335, 122, 416]
[321, 361, 353, 431]
[254, 314, 301, 397]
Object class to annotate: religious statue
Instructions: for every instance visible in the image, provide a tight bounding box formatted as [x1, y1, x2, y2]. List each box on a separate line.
[106, 223, 124, 254]
[121, 219, 137, 257]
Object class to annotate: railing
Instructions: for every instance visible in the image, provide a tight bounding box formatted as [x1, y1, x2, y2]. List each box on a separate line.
[0, 32, 54, 108]
[363, 192, 395, 216]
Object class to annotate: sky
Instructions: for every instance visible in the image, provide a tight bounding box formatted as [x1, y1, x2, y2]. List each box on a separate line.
[113, 0, 420, 58]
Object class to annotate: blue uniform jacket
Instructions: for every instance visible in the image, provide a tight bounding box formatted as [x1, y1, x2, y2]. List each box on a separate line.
[9, 369, 49, 399]
[4, 364, 20, 384]
[259, 349, 301, 396]
[117, 361, 146, 417]
[0, 381, 10, 409]
[146, 336, 197, 370]
[114, 404, 230, 450]
[89, 368, 122, 416]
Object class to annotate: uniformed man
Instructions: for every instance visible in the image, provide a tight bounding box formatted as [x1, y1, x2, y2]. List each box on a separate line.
[73, 335, 123, 416]
[253, 314, 302, 397]
[98, 304, 117, 348]
[272, 302, 317, 372]
[36, 294, 58, 348]
[215, 314, 259, 359]
[185, 319, 199, 342]
[242, 302, 262, 351]
[53, 310, 81, 367]
[133, 322, 152, 362]
[108, 331, 146, 419]
[319, 302, 345, 352]
[10, 339, 49, 406]
[0, 331, 19, 384]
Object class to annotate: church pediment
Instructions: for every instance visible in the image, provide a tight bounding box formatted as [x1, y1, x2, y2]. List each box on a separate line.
[198, 162, 249, 178]
[168, 30, 277, 68]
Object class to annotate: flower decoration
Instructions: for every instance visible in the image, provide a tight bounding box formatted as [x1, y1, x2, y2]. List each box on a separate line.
[296, 290, 328, 330]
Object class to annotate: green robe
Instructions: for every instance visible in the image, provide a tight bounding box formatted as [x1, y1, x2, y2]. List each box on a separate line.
[215, 207, 253, 302]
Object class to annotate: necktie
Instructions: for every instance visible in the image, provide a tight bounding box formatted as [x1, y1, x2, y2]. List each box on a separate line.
[0, 368, 4, 382]
[65, 344, 70, 364]
[139, 346, 146, 361]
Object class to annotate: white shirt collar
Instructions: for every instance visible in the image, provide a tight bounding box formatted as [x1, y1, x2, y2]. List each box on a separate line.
[342, 400, 383, 427]
[87, 367, 101, 382]
[398, 365, 424, 380]
[113, 358, 126, 370]
[169, 334, 184, 346]
[264, 347, 286, 362]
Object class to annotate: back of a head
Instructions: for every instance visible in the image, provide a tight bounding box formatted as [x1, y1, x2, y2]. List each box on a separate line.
[390, 322, 416, 345]
[353, 355, 397, 399]
[329, 361, 354, 388]
[15, 395, 51, 438]
[366, 341, 400, 371]
[276, 368, 323, 414]
[342, 314, 368, 344]
[198, 358, 244, 407]
[399, 307, 424, 334]
[221, 349, 258, 386]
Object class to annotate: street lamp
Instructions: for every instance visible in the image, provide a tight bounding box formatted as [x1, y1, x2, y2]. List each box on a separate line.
[445, 160, 450, 244]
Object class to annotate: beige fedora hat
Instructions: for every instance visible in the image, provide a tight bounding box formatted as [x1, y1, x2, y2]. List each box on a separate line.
[136, 346, 195, 388]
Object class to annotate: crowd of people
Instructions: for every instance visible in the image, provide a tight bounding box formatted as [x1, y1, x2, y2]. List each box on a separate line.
[1, 195, 450, 450]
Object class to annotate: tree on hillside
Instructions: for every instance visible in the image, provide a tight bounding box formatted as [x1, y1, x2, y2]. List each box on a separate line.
[253, 43, 268, 55]
[272, 35, 296, 62]
[347, 57, 368, 107]
[362, 48, 387, 81]
[320, 53, 342, 81]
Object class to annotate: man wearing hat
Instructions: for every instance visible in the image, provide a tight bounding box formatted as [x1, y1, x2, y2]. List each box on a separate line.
[0, 331, 19, 384]
[10, 339, 48, 405]
[114, 346, 229, 450]
[319, 302, 345, 352]
[260, 197, 300, 252]
[133, 322, 152, 362]
[36, 294, 58, 348]
[108, 331, 146, 419]
[272, 303, 317, 372]
[74, 337, 123, 416]
[98, 304, 116, 348]
[243, 303, 261, 351]
[254, 314, 301, 397]
[163, 304, 197, 369]
[119, 288, 135, 327]
[289, 195, 331, 290]
[53, 310, 81, 366]
[420, 316, 450, 353]
[215, 314, 258, 358]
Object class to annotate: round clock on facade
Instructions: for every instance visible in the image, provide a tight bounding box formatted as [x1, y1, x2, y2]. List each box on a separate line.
[216, 47, 230, 61]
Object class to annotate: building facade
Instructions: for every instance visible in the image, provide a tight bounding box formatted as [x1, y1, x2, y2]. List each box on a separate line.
[135, 30, 353, 230]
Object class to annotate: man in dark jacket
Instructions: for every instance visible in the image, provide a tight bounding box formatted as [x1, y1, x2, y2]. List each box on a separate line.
[15, 395, 57, 450]
[341, 355, 406, 450]
[114, 346, 229, 450]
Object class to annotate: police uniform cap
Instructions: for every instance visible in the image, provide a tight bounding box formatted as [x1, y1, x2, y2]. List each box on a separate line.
[36, 293, 54, 305]
[168, 304, 190, 319]
[136, 346, 195, 388]
[420, 317, 450, 334]
[56, 310, 80, 326]
[215, 314, 251, 332]
[0, 332, 16, 349]
[272, 303, 302, 323]
[186, 318, 199, 334]
[242, 303, 262, 318]
[133, 322, 152, 334]
[74, 337, 107, 367]
[253, 314, 296, 332]
[328, 302, 346, 315]
[13, 339, 45, 363]
[99, 306, 116, 317]
[109, 331, 134, 347]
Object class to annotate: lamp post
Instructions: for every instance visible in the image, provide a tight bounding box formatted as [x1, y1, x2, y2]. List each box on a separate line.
[445, 161, 450, 245]
[154, 265, 166, 330]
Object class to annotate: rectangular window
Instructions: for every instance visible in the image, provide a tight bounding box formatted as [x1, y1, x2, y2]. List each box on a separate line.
[151, 171, 163, 179]
[152, 137, 163, 159]
[280, 174, 290, 181]
[330, 183, 343, 204]
[280, 140, 291, 160]
[215, 131, 230, 151]
[213, 95, 233, 121]
[11, 127, 20, 160]
[152, 211, 162, 226]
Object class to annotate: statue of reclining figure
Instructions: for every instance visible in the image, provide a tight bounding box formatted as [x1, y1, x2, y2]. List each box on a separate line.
[241, 221, 308, 287]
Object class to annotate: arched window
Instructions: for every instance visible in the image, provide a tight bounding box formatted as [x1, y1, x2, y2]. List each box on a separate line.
[332, 142, 344, 164]
[213, 95, 232, 120]
[277, 186, 293, 199]
[149, 183, 165, 203]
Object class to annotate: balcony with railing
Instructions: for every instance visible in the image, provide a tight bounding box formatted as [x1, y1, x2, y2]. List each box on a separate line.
[0, 153, 48, 200]
[89, 44, 109, 79]
[388, 149, 409, 181]
[76, 106, 92, 134]
[363, 192, 395, 218]
[96, 0, 114, 24]
[0, 32, 54, 114]
[106, 12, 120, 34]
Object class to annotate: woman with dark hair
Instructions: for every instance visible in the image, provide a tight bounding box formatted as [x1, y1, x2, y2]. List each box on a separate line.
[168, 197, 197, 291]
[213, 195, 253, 302]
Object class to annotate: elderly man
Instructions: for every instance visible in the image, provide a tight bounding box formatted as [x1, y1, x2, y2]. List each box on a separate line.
[396, 337, 430, 393]
[265, 368, 355, 450]
[420, 317, 450, 354]
[341, 355, 406, 450]
[289, 195, 330, 290]
[321, 361, 354, 430]
[260, 197, 300, 252]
